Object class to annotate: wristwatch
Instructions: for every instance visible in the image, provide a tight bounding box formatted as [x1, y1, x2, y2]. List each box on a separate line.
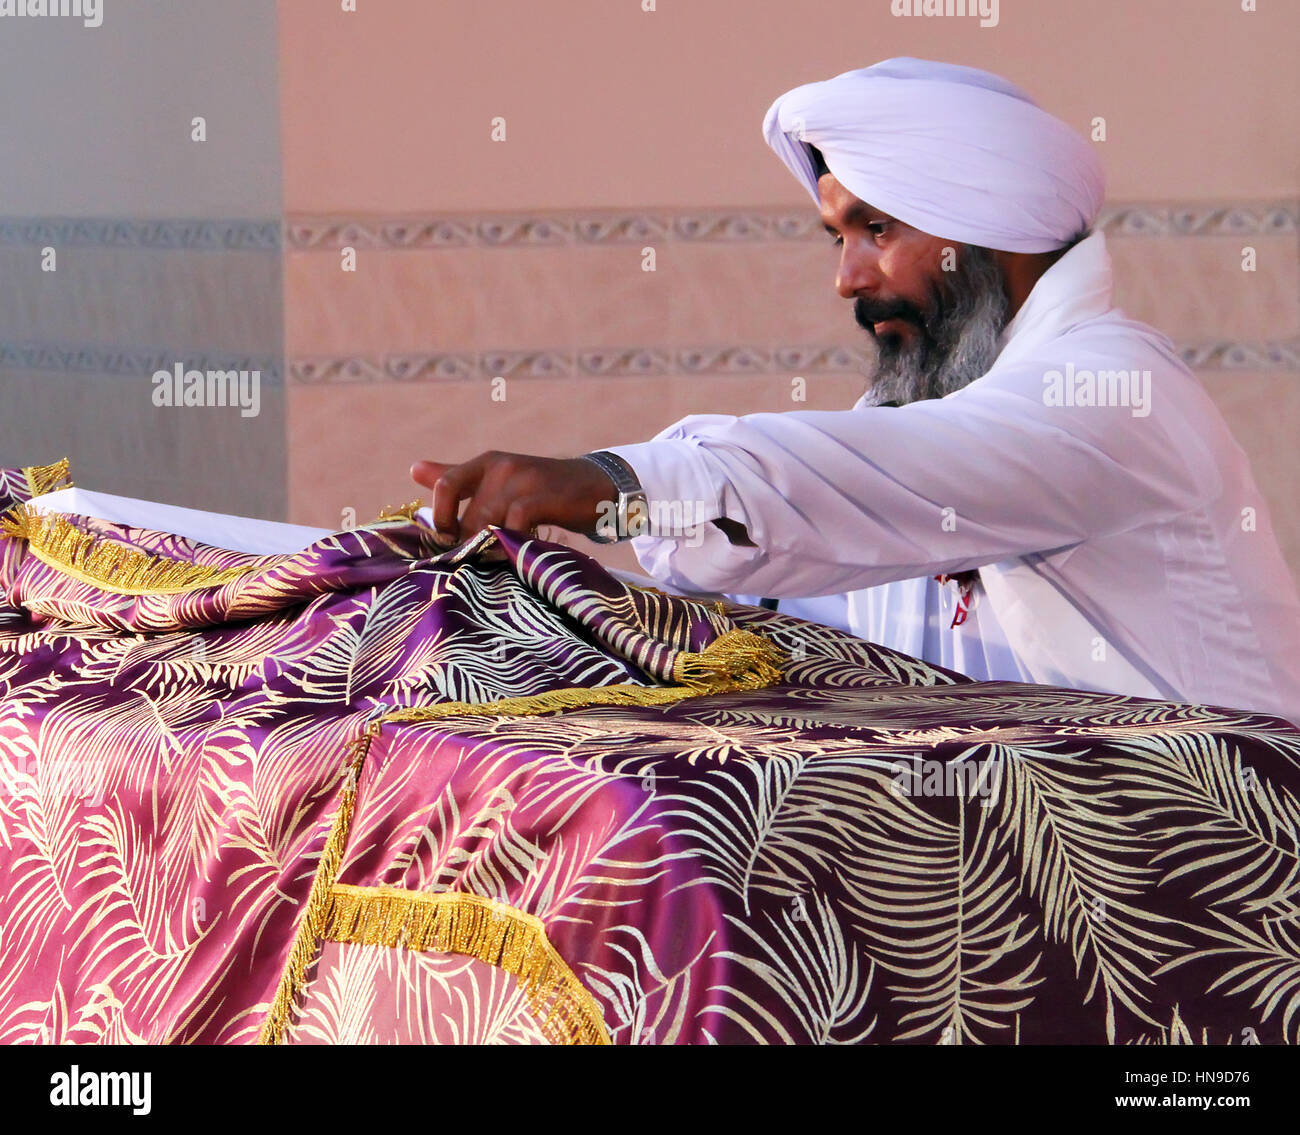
[580, 450, 649, 543]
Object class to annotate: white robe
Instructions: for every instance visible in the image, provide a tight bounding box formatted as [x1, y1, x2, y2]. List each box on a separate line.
[608, 230, 1300, 726]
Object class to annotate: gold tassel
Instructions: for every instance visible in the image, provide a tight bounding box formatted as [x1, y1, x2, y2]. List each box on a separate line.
[375, 498, 424, 523]
[2, 504, 258, 595]
[322, 885, 610, 1046]
[257, 727, 377, 1046]
[672, 627, 786, 689]
[380, 629, 784, 727]
[22, 457, 73, 499]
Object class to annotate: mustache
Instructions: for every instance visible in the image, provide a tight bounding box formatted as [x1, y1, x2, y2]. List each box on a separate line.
[853, 294, 930, 334]
[857, 242, 1011, 407]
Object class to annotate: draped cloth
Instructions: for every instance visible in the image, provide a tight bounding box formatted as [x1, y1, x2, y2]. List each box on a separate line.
[761, 56, 1105, 252]
[4, 461, 1300, 1045]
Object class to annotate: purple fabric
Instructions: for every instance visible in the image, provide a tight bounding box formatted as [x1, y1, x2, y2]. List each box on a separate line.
[2, 468, 1299, 1045]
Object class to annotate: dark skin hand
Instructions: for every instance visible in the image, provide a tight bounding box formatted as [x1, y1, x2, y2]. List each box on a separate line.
[412, 173, 1061, 546]
[410, 453, 616, 546]
[410, 454, 759, 548]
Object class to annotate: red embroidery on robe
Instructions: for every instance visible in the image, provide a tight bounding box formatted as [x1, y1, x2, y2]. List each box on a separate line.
[933, 570, 979, 629]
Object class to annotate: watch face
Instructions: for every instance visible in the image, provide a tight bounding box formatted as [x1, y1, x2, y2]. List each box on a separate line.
[625, 496, 650, 539]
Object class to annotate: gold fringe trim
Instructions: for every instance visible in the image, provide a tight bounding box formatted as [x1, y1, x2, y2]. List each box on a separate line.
[22, 457, 73, 499]
[671, 627, 785, 689]
[380, 628, 785, 726]
[1, 504, 259, 596]
[322, 884, 611, 1046]
[257, 631, 780, 1043]
[257, 727, 376, 1046]
[255, 629, 779, 1041]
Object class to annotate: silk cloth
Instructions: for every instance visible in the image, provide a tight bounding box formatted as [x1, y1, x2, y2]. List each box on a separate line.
[3, 462, 1300, 1044]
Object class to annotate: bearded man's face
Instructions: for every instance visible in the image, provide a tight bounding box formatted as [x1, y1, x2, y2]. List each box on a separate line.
[817, 173, 1011, 406]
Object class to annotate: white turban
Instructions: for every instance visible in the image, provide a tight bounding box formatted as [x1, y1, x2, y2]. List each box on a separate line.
[761, 57, 1105, 254]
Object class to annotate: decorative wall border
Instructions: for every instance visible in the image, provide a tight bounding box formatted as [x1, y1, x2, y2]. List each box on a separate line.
[286, 339, 1300, 384]
[289, 344, 873, 384]
[1, 202, 1293, 252]
[282, 202, 1300, 250]
[0, 340, 283, 382]
[1178, 339, 1300, 370]
[4, 338, 1294, 385]
[1099, 202, 1298, 238]
[285, 211, 821, 248]
[0, 218, 281, 251]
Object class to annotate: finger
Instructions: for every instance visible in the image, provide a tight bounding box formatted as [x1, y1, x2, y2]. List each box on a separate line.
[411, 461, 460, 545]
[459, 494, 508, 537]
[429, 456, 488, 539]
[503, 497, 542, 534]
[410, 460, 450, 491]
[459, 455, 531, 535]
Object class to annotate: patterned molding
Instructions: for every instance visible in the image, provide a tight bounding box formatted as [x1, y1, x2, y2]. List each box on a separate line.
[4, 338, 1292, 384]
[284, 211, 823, 250]
[288, 339, 1300, 384]
[0, 204, 1292, 251]
[1097, 203, 1298, 238]
[290, 345, 873, 384]
[0, 341, 283, 382]
[282, 202, 1300, 250]
[1177, 338, 1300, 370]
[0, 218, 281, 251]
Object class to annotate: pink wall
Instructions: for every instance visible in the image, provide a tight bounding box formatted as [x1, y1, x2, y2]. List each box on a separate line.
[280, 0, 1300, 210]
[278, 0, 1300, 578]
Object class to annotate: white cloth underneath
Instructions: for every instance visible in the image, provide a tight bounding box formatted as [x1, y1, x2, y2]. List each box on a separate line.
[21, 493, 697, 601]
[731, 579, 1040, 684]
[25, 488, 331, 556]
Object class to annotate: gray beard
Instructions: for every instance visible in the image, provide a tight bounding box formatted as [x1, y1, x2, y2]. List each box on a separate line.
[861, 244, 1011, 407]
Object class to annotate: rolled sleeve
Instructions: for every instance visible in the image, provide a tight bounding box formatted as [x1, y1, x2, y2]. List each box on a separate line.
[604, 439, 722, 536]
[606, 413, 756, 537]
[605, 418, 765, 592]
[599, 357, 1201, 599]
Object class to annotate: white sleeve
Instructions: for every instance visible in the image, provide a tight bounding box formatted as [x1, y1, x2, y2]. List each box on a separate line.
[605, 361, 1210, 598]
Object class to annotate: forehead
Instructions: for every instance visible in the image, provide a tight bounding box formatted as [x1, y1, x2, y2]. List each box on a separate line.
[816, 173, 895, 226]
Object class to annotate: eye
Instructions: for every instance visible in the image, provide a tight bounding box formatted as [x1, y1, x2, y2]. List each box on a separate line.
[830, 233, 844, 248]
[867, 221, 891, 238]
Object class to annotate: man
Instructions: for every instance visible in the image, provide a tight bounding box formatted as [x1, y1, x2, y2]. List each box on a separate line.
[411, 58, 1300, 725]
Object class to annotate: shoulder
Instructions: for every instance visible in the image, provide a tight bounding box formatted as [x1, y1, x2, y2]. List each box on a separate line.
[948, 313, 1213, 433]
[937, 320, 1226, 499]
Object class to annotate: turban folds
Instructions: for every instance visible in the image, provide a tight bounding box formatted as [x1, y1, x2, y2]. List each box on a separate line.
[761, 57, 1105, 253]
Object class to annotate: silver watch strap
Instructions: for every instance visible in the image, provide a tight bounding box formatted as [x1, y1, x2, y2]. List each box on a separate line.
[580, 451, 647, 543]
[581, 450, 641, 495]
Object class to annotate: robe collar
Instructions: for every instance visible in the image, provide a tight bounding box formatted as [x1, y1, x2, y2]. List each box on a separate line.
[990, 228, 1115, 370]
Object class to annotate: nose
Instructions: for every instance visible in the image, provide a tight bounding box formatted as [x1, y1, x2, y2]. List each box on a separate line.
[835, 236, 882, 300]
